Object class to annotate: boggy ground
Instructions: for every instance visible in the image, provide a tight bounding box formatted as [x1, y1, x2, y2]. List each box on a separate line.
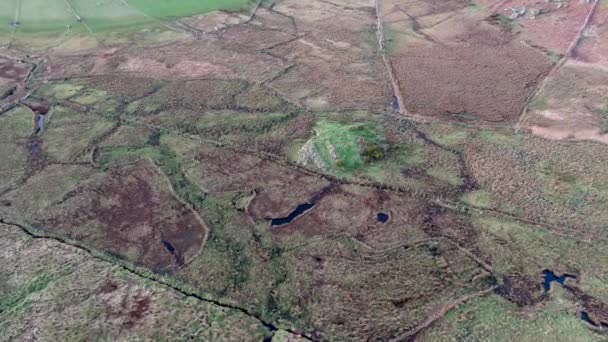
[1, 159, 208, 274]
[43, 160, 208, 273]
[1, 0, 608, 341]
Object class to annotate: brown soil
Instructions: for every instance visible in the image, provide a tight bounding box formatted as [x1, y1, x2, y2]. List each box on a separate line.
[21, 100, 50, 114]
[98, 280, 119, 294]
[104, 290, 153, 329]
[116, 37, 289, 83]
[42, 54, 97, 81]
[0, 57, 30, 82]
[391, 38, 552, 122]
[44, 160, 207, 273]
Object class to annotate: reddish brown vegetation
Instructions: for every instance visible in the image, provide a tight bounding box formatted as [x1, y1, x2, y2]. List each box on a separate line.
[84, 75, 161, 101]
[98, 280, 119, 294]
[391, 29, 552, 122]
[0, 57, 30, 82]
[498, 273, 542, 306]
[270, 185, 435, 248]
[22, 101, 50, 114]
[103, 291, 153, 329]
[189, 147, 330, 219]
[45, 160, 207, 272]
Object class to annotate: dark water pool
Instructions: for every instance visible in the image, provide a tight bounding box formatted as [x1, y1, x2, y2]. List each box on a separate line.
[580, 311, 598, 327]
[35, 114, 45, 133]
[162, 240, 176, 254]
[271, 203, 314, 226]
[377, 212, 389, 223]
[542, 270, 577, 292]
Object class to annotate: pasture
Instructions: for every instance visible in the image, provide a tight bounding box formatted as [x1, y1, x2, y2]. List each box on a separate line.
[2, 0, 254, 34]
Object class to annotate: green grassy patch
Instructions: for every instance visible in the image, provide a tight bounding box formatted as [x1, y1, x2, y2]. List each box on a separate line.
[68, 0, 152, 31]
[17, 0, 81, 33]
[43, 107, 115, 161]
[128, 0, 254, 18]
[0, 0, 17, 34]
[72, 89, 108, 106]
[40, 83, 84, 100]
[6, 0, 254, 36]
[535, 160, 608, 212]
[1, 165, 93, 220]
[0, 106, 34, 141]
[422, 294, 604, 342]
[0, 273, 59, 314]
[430, 130, 468, 146]
[97, 145, 163, 167]
[0, 142, 28, 190]
[305, 120, 385, 175]
[578, 274, 608, 304]
[598, 106, 608, 134]
[427, 167, 463, 187]
[476, 129, 524, 146]
[474, 216, 608, 275]
[461, 190, 496, 209]
[528, 95, 547, 111]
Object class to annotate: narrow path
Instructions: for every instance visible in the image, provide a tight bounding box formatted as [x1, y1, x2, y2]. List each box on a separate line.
[373, 0, 407, 115]
[0, 218, 315, 342]
[515, 0, 600, 132]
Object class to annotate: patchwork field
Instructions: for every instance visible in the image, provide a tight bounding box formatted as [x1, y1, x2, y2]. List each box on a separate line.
[1, 0, 607, 341]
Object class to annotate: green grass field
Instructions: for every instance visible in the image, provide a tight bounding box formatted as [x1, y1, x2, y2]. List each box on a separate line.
[309, 120, 384, 174]
[18, 0, 80, 33]
[0, 0, 16, 33]
[3, 0, 253, 34]
[68, 0, 151, 31]
[128, 0, 253, 18]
